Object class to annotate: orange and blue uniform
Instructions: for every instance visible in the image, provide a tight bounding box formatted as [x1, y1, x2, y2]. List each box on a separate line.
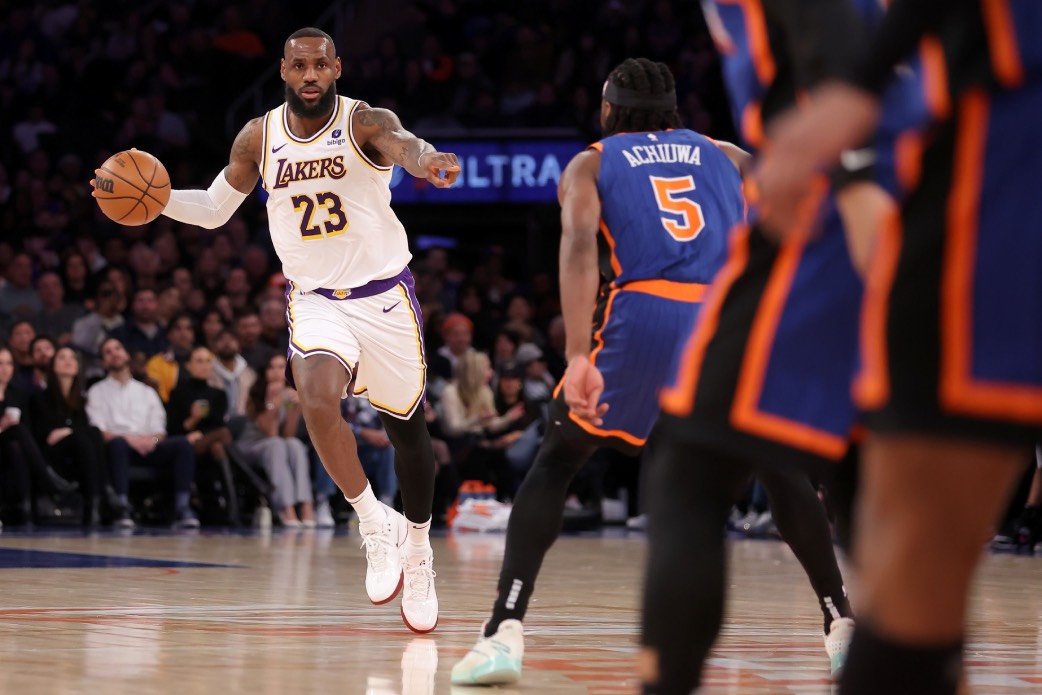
[564, 129, 745, 453]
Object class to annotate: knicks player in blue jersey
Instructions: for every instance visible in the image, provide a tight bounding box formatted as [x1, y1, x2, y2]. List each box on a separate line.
[453, 57, 853, 687]
[754, 0, 1042, 692]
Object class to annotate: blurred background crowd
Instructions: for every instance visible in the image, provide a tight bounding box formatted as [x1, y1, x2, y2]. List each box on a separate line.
[0, 0, 783, 533]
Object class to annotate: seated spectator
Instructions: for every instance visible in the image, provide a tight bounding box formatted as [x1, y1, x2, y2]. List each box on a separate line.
[238, 353, 314, 528]
[211, 328, 255, 418]
[86, 337, 199, 528]
[344, 395, 398, 508]
[493, 361, 545, 481]
[145, 312, 196, 401]
[200, 310, 226, 351]
[109, 288, 168, 359]
[492, 327, 521, 372]
[8, 319, 36, 383]
[233, 307, 272, 370]
[60, 250, 94, 305]
[516, 342, 554, 405]
[70, 280, 126, 362]
[258, 298, 290, 355]
[31, 271, 85, 344]
[440, 351, 527, 500]
[155, 283, 183, 329]
[0, 253, 42, 319]
[29, 347, 123, 527]
[429, 312, 475, 381]
[0, 346, 77, 524]
[14, 334, 55, 393]
[167, 346, 238, 525]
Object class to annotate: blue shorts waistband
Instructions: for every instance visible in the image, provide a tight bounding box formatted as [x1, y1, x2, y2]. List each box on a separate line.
[310, 268, 410, 300]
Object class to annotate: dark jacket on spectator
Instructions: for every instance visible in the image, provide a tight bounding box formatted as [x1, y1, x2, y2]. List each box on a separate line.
[166, 378, 228, 435]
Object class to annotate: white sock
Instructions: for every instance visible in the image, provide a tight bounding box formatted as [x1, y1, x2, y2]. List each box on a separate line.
[405, 516, 432, 553]
[346, 483, 385, 528]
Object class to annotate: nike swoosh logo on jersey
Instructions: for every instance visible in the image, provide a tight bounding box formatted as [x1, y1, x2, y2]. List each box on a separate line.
[383, 301, 401, 313]
[271, 143, 287, 153]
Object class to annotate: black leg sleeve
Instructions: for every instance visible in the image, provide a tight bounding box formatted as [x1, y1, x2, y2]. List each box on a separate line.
[379, 408, 436, 524]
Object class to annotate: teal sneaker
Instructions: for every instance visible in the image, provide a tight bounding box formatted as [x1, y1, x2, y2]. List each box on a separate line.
[450, 619, 524, 685]
[825, 617, 856, 679]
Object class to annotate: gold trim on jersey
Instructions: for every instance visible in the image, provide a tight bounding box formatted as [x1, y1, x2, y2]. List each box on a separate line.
[347, 100, 394, 172]
[260, 111, 271, 191]
[365, 283, 426, 418]
[280, 97, 342, 145]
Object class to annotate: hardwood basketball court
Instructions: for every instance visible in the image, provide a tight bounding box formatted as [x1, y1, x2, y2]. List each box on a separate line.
[0, 529, 1038, 693]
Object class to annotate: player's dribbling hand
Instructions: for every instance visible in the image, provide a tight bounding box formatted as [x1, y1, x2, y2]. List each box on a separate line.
[564, 355, 609, 426]
[419, 151, 461, 188]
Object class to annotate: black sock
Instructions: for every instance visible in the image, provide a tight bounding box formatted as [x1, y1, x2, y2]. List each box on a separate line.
[485, 404, 597, 636]
[840, 622, 962, 695]
[486, 574, 534, 637]
[758, 465, 853, 633]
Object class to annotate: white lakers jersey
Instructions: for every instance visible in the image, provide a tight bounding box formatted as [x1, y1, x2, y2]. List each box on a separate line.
[259, 96, 412, 292]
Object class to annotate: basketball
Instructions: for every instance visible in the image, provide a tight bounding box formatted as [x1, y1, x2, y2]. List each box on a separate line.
[94, 149, 171, 225]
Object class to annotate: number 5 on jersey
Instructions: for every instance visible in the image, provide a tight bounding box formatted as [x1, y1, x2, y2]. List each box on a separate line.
[291, 191, 349, 240]
[650, 175, 705, 241]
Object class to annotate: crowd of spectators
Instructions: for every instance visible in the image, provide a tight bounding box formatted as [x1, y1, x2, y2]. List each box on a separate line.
[0, 0, 731, 528]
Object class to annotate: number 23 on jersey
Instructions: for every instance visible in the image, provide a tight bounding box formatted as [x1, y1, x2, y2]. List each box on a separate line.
[291, 191, 348, 240]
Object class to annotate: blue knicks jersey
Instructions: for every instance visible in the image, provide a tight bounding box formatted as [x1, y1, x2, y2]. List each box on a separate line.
[592, 130, 744, 287]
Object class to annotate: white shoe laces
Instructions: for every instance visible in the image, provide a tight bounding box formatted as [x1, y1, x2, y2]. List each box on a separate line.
[360, 524, 395, 571]
[405, 557, 436, 597]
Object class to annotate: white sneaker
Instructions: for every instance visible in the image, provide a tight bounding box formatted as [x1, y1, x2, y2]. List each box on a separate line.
[825, 617, 855, 679]
[451, 619, 524, 685]
[359, 503, 407, 604]
[401, 638, 438, 695]
[626, 513, 648, 530]
[400, 545, 438, 633]
[315, 499, 335, 528]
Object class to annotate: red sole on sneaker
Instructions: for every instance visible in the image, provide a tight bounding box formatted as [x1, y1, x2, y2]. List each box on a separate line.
[401, 606, 438, 634]
[370, 571, 404, 606]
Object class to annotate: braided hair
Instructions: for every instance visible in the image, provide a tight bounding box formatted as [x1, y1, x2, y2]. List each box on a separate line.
[602, 58, 683, 137]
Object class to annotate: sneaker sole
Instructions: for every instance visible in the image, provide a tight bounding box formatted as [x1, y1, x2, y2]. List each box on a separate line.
[451, 658, 521, 685]
[401, 605, 438, 634]
[370, 571, 404, 605]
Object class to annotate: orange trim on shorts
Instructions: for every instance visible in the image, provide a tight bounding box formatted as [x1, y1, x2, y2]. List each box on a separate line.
[557, 288, 646, 446]
[981, 0, 1025, 88]
[940, 91, 1042, 425]
[568, 413, 647, 447]
[741, 101, 765, 149]
[853, 205, 903, 410]
[589, 288, 618, 367]
[894, 130, 925, 193]
[621, 279, 708, 303]
[599, 219, 624, 278]
[660, 224, 752, 417]
[739, 0, 776, 86]
[920, 37, 952, 119]
[730, 179, 848, 460]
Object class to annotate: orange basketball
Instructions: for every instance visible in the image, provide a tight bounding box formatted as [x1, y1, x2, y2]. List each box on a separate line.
[94, 149, 171, 225]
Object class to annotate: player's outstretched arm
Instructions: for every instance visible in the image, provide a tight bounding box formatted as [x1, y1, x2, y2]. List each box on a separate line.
[162, 117, 263, 229]
[352, 105, 460, 188]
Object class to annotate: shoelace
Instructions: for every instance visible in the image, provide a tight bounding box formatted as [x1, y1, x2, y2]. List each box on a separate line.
[360, 525, 394, 571]
[404, 558, 436, 597]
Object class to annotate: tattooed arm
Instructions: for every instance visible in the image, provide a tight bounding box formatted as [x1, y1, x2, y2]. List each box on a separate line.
[352, 104, 460, 188]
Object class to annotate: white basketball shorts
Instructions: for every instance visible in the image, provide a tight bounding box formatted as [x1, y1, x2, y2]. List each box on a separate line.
[285, 267, 426, 419]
